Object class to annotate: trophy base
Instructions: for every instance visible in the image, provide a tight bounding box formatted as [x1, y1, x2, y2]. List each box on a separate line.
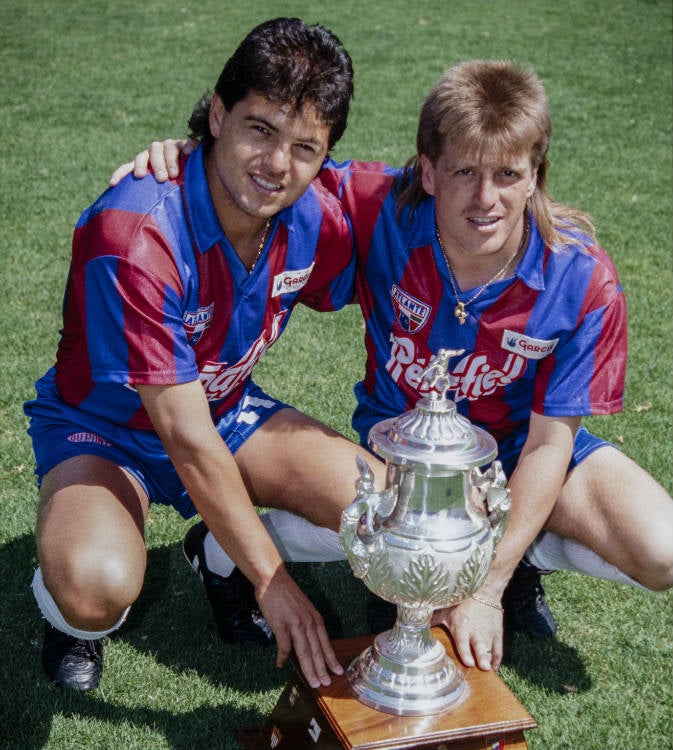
[346, 629, 465, 716]
[238, 627, 536, 750]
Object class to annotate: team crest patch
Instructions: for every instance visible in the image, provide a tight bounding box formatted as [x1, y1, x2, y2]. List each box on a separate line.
[501, 329, 559, 360]
[391, 284, 431, 333]
[183, 303, 214, 345]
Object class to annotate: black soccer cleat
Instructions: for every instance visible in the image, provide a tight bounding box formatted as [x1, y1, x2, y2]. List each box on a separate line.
[41, 622, 104, 691]
[183, 520, 274, 648]
[502, 559, 557, 639]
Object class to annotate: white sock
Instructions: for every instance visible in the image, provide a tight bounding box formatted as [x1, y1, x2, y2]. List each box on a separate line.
[202, 509, 345, 578]
[203, 531, 236, 578]
[32, 566, 130, 640]
[526, 532, 649, 591]
[261, 509, 346, 562]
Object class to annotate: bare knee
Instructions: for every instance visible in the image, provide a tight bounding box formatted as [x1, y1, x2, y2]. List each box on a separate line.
[633, 527, 673, 591]
[35, 455, 150, 629]
[42, 548, 145, 630]
[559, 448, 673, 591]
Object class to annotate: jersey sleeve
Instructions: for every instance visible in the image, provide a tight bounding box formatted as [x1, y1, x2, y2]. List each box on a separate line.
[73, 209, 198, 387]
[532, 254, 627, 417]
[296, 182, 357, 311]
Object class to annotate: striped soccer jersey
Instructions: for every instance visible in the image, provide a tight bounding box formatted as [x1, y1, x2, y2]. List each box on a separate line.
[319, 160, 627, 450]
[50, 146, 356, 430]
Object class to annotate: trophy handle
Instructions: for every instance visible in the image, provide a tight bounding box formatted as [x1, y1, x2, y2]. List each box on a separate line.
[339, 456, 397, 571]
[469, 461, 511, 545]
[485, 461, 511, 544]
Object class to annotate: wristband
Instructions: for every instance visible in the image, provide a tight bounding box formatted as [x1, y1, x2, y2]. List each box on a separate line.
[469, 593, 504, 612]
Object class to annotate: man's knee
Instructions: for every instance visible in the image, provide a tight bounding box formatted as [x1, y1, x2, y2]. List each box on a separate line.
[633, 528, 673, 591]
[41, 549, 144, 630]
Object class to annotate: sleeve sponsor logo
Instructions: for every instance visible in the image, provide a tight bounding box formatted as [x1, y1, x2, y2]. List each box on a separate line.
[272, 263, 315, 297]
[183, 303, 214, 345]
[391, 284, 431, 333]
[501, 329, 558, 360]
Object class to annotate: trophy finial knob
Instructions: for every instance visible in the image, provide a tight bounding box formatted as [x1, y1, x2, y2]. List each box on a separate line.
[420, 348, 464, 399]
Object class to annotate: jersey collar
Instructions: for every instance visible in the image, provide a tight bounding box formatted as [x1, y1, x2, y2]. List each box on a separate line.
[183, 144, 225, 255]
[410, 197, 547, 292]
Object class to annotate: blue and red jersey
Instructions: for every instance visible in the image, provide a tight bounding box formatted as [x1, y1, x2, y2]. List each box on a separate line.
[51, 146, 355, 430]
[319, 160, 627, 451]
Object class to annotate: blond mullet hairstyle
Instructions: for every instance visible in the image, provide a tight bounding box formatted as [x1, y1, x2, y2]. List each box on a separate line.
[397, 60, 596, 251]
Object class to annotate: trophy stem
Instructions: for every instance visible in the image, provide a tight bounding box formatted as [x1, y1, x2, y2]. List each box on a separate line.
[346, 612, 465, 716]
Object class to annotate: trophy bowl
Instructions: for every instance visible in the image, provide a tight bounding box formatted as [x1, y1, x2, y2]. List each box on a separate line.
[339, 350, 510, 716]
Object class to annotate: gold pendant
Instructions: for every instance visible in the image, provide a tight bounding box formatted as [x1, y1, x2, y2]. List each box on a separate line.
[454, 302, 467, 324]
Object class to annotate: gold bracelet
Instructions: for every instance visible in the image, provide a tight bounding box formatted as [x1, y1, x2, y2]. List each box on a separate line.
[469, 594, 503, 612]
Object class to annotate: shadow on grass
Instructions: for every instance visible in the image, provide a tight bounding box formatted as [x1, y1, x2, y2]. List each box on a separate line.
[0, 533, 365, 750]
[504, 631, 592, 695]
[0, 533, 590, 749]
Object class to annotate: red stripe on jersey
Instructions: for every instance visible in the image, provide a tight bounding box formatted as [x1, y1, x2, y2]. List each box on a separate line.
[300, 187, 353, 310]
[263, 223, 288, 332]
[191, 240, 235, 365]
[583, 257, 627, 411]
[469, 279, 540, 440]
[343, 165, 396, 269]
[56, 266, 95, 406]
[114, 220, 184, 381]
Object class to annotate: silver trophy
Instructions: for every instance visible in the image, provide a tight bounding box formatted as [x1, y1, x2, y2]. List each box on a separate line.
[339, 349, 511, 716]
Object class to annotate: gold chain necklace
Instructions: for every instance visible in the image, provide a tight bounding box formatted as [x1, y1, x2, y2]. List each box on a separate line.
[249, 218, 272, 272]
[436, 215, 529, 324]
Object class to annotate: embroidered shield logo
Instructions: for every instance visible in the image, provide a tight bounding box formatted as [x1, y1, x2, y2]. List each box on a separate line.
[391, 284, 431, 333]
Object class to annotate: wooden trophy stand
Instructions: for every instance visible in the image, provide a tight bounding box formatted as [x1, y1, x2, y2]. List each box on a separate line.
[238, 627, 536, 750]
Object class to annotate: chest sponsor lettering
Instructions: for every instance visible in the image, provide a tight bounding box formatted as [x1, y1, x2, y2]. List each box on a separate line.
[199, 312, 286, 401]
[386, 334, 526, 401]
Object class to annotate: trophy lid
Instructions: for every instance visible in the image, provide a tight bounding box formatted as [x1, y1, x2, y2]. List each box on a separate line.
[368, 349, 497, 472]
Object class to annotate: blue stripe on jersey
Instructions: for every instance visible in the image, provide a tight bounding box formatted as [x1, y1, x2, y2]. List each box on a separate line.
[85, 256, 128, 382]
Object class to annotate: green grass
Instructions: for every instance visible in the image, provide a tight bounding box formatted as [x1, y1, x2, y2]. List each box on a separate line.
[1, 0, 671, 748]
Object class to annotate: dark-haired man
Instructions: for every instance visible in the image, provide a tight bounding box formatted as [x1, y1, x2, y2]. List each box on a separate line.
[25, 17, 386, 693]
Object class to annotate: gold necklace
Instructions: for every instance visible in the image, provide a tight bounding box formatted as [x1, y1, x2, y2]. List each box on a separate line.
[436, 214, 529, 324]
[249, 218, 272, 272]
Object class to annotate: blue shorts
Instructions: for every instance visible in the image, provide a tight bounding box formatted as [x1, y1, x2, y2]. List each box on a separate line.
[494, 424, 612, 477]
[24, 371, 288, 519]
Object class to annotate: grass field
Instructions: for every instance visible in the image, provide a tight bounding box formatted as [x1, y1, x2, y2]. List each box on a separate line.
[1, 1, 671, 748]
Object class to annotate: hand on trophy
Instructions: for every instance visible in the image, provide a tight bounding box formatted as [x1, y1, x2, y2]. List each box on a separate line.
[432, 595, 504, 672]
[256, 566, 343, 688]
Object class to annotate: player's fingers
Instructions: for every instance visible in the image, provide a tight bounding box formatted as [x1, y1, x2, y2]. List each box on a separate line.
[315, 623, 343, 679]
[490, 630, 504, 671]
[274, 626, 292, 670]
[290, 628, 323, 689]
[108, 161, 134, 187]
[452, 628, 476, 669]
[160, 139, 184, 178]
[147, 142, 168, 181]
[471, 639, 493, 671]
